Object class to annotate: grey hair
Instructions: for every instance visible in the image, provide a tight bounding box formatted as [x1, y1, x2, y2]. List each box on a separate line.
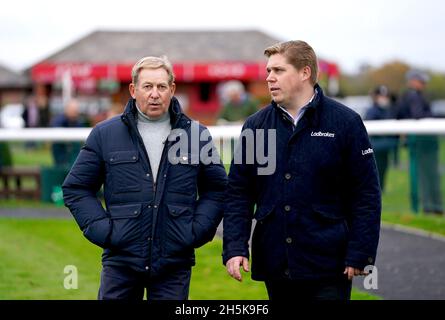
[131, 55, 175, 85]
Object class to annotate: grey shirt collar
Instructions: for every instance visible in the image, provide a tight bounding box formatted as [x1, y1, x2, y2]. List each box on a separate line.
[136, 103, 170, 123]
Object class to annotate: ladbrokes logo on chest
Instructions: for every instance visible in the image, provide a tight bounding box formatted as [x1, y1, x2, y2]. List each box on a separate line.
[310, 131, 335, 138]
[362, 148, 374, 155]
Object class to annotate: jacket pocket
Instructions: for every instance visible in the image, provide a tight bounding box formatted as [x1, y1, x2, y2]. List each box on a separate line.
[311, 203, 349, 236]
[108, 203, 142, 251]
[167, 154, 199, 194]
[311, 204, 346, 222]
[167, 204, 191, 217]
[162, 204, 194, 257]
[297, 204, 348, 256]
[108, 151, 142, 194]
[83, 217, 112, 249]
[254, 204, 275, 224]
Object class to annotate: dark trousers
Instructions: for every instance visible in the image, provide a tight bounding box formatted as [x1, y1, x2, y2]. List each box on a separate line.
[265, 277, 352, 301]
[98, 265, 191, 300]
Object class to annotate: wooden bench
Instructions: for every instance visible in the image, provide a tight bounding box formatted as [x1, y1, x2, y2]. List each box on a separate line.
[0, 167, 41, 200]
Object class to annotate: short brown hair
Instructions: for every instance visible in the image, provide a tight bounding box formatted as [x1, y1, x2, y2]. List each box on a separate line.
[264, 40, 318, 85]
[131, 55, 175, 85]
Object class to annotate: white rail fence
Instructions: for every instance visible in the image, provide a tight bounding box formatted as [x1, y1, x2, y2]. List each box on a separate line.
[1, 119, 445, 142]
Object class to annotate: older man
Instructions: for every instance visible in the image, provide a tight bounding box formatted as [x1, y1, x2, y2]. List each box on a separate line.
[63, 56, 227, 300]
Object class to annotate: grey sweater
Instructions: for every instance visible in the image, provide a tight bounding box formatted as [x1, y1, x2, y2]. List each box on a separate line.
[136, 106, 171, 183]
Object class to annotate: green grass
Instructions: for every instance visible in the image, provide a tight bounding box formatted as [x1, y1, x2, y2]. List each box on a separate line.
[382, 211, 445, 236]
[0, 218, 102, 299]
[0, 218, 378, 300]
[9, 142, 54, 167]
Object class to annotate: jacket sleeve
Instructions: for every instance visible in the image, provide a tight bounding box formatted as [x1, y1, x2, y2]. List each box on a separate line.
[222, 120, 256, 265]
[344, 115, 382, 269]
[192, 128, 228, 248]
[62, 127, 112, 248]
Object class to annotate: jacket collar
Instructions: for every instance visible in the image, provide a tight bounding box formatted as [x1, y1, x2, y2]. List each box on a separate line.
[122, 96, 190, 129]
[272, 83, 323, 127]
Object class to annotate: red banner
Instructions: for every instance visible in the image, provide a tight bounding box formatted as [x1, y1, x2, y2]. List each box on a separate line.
[32, 60, 338, 85]
[31, 62, 271, 83]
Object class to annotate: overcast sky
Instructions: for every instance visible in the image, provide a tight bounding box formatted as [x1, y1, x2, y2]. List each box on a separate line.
[1, 0, 444, 74]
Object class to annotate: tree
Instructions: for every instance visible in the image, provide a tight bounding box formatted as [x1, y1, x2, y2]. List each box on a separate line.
[367, 61, 410, 95]
[426, 73, 445, 100]
[338, 60, 445, 100]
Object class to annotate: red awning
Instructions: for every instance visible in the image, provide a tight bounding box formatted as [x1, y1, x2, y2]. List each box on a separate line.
[31, 59, 339, 85]
[31, 62, 271, 83]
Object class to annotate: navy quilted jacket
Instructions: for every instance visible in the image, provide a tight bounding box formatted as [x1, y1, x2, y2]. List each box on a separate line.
[223, 85, 381, 281]
[63, 97, 227, 275]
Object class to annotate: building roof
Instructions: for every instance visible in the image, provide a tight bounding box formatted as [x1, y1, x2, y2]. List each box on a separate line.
[0, 65, 30, 88]
[31, 30, 339, 84]
[41, 30, 282, 63]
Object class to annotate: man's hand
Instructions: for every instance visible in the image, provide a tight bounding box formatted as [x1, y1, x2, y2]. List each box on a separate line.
[344, 266, 369, 280]
[226, 256, 249, 282]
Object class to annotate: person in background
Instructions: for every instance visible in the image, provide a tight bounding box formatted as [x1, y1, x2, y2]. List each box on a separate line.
[22, 93, 51, 128]
[396, 70, 443, 215]
[22, 93, 51, 150]
[364, 85, 399, 192]
[219, 80, 259, 123]
[22, 94, 40, 128]
[51, 99, 87, 168]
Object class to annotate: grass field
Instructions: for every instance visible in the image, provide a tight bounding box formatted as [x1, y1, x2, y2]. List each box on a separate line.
[0, 218, 378, 300]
